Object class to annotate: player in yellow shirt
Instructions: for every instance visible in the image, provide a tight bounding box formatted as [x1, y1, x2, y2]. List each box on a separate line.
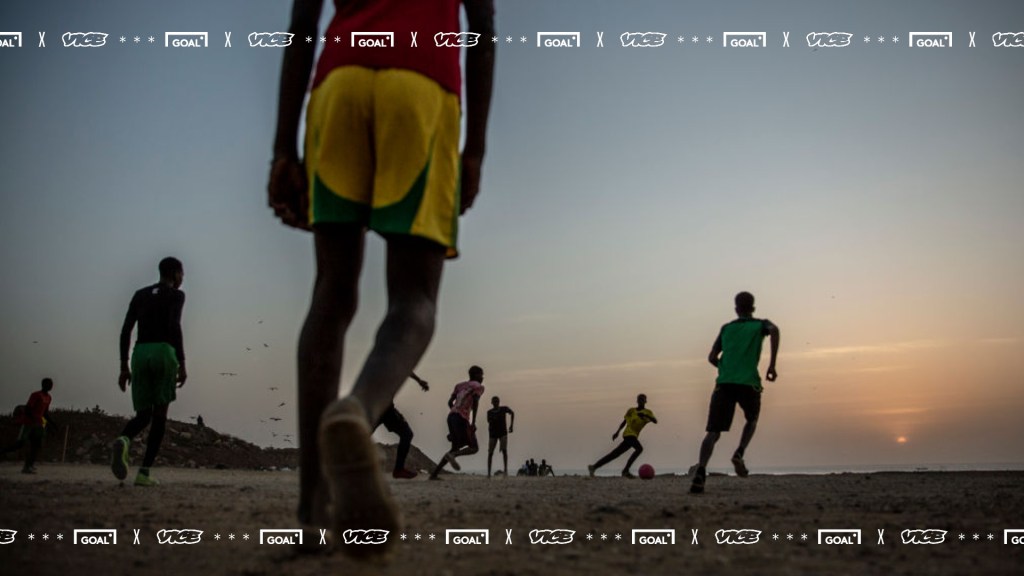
[588, 394, 657, 478]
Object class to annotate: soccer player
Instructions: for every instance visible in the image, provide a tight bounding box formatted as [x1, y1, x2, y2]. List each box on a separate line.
[111, 257, 187, 487]
[374, 372, 429, 479]
[485, 395, 514, 477]
[588, 394, 657, 478]
[690, 291, 780, 494]
[429, 366, 485, 479]
[268, 0, 494, 554]
[2, 378, 56, 474]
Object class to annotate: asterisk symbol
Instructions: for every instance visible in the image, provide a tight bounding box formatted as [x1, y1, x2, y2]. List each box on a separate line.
[214, 534, 221, 540]
[706, 35, 713, 43]
[892, 36, 900, 43]
[120, 36, 126, 43]
[134, 36, 140, 43]
[505, 36, 512, 43]
[586, 533, 593, 541]
[691, 35, 699, 43]
[864, 36, 871, 43]
[988, 534, 995, 541]
[677, 35, 684, 44]
[772, 534, 779, 541]
[973, 533, 980, 541]
[614, 533, 622, 541]
[414, 533, 422, 541]
[959, 533, 966, 540]
[520, 36, 527, 43]
[400, 534, 407, 541]
[243, 534, 250, 541]
[28, 534, 35, 541]
[306, 36, 312, 43]
[148, 36, 155, 43]
[43, 534, 50, 541]
[56, 534, 63, 541]
[491, 36, 497, 43]
[429, 533, 436, 541]
[877, 36, 885, 43]
[228, 534, 236, 540]
[787, 534, 794, 540]
[334, 36, 341, 43]
[320, 36, 326, 43]
[600, 533, 608, 541]
[801, 534, 808, 541]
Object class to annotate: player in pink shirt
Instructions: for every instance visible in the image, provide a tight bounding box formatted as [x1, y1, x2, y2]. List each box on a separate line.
[429, 366, 485, 479]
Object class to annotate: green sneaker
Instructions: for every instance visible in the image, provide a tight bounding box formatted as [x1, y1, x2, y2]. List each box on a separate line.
[134, 472, 159, 487]
[111, 437, 129, 480]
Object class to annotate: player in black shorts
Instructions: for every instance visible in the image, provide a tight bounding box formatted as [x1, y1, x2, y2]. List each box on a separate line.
[374, 373, 429, 479]
[485, 396, 514, 477]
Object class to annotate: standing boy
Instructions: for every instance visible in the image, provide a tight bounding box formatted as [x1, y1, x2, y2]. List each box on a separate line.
[486, 395, 514, 477]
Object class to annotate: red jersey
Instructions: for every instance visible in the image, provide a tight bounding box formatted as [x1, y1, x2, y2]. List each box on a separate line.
[22, 390, 51, 427]
[312, 0, 463, 96]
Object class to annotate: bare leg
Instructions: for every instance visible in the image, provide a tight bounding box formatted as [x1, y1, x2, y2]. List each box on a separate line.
[698, 431, 721, 468]
[735, 420, 758, 459]
[296, 224, 364, 525]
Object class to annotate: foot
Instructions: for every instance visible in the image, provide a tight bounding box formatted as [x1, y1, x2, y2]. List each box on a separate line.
[428, 474, 442, 481]
[134, 472, 159, 487]
[111, 436, 129, 480]
[621, 470, 635, 479]
[587, 465, 596, 477]
[21, 466, 37, 474]
[392, 468, 418, 480]
[445, 452, 461, 472]
[731, 455, 749, 478]
[690, 466, 706, 494]
[319, 396, 400, 558]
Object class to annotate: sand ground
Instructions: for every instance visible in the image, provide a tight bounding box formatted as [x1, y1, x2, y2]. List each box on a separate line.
[1, 465, 1022, 575]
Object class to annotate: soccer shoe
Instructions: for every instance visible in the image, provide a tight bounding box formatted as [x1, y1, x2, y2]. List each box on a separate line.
[392, 468, 418, 479]
[111, 436, 129, 480]
[621, 470, 636, 479]
[134, 472, 160, 487]
[690, 466, 706, 494]
[587, 465, 596, 477]
[731, 456, 749, 478]
[445, 452, 461, 471]
[319, 396, 400, 558]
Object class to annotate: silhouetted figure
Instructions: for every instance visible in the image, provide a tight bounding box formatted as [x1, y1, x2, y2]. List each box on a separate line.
[2, 378, 56, 474]
[196, 414, 205, 428]
[588, 394, 657, 478]
[112, 257, 187, 487]
[690, 291, 780, 494]
[528, 458, 538, 476]
[486, 395, 514, 477]
[430, 366, 486, 479]
[374, 372, 429, 479]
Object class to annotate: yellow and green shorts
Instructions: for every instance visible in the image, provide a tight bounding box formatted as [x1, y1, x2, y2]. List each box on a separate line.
[305, 66, 462, 258]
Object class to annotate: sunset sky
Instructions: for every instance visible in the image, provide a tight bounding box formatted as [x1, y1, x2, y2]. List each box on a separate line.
[1, 0, 1022, 473]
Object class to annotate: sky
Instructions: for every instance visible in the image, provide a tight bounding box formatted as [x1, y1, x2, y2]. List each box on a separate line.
[1, 0, 1023, 474]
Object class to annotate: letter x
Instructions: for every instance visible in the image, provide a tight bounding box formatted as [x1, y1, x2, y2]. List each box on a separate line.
[783, 31, 790, 48]
[38, 31, 46, 47]
[969, 32, 976, 48]
[319, 529, 327, 546]
[505, 529, 512, 545]
[691, 529, 699, 545]
[596, 31, 604, 48]
[224, 31, 232, 48]
[410, 31, 417, 47]
[877, 529, 885, 545]
[133, 529, 140, 545]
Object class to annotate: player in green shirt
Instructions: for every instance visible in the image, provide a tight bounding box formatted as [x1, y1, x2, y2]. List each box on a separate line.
[691, 292, 779, 494]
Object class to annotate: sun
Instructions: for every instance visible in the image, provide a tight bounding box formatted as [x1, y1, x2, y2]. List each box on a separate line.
[896, 436, 908, 444]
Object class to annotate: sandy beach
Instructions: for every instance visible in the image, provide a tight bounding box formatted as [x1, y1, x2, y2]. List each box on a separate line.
[1, 465, 1022, 575]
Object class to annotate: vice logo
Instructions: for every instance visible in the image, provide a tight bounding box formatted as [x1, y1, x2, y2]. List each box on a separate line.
[715, 529, 761, 545]
[74, 529, 117, 545]
[351, 32, 393, 48]
[0, 529, 16, 545]
[248, 32, 293, 48]
[62, 32, 107, 48]
[156, 529, 203, 545]
[723, 32, 766, 48]
[806, 32, 852, 48]
[434, 32, 480, 48]
[341, 529, 389, 545]
[992, 32, 1024, 47]
[537, 32, 580, 48]
[0, 32, 22, 48]
[259, 529, 302, 546]
[908, 32, 952, 48]
[620, 32, 666, 48]
[529, 529, 575, 545]
[900, 529, 946, 545]
[165, 32, 208, 48]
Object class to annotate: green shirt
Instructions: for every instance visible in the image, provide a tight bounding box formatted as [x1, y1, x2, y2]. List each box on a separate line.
[715, 317, 775, 391]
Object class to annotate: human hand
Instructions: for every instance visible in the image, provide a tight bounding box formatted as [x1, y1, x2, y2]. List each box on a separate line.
[268, 156, 310, 230]
[766, 366, 777, 382]
[459, 154, 482, 215]
[118, 369, 131, 392]
[177, 365, 188, 388]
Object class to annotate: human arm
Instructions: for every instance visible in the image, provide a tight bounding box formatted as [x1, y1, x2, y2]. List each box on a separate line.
[612, 419, 626, 440]
[470, 395, 480, 428]
[118, 294, 138, 391]
[410, 372, 429, 392]
[172, 291, 187, 387]
[765, 320, 780, 382]
[458, 0, 495, 214]
[708, 333, 723, 368]
[508, 408, 514, 433]
[268, 0, 325, 229]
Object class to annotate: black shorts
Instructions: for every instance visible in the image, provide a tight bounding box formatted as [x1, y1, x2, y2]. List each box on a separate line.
[447, 412, 477, 451]
[376, 404, 412, 438]
[705, 383, 761, 432]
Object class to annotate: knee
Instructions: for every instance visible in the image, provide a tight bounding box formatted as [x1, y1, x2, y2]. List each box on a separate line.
[386, 298, 436, 342]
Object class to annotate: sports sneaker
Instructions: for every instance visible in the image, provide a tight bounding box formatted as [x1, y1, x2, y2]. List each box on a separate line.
[134, 472, 159, 487]
[690, 466, 706, 494]
[445, 452, 461, 471]
[731, 455, 749, 478]
[392, 468, 418, 480]
[621, 470, 636, 479]
[587, 465, 596, 477]
[111, 436, 129, 480]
